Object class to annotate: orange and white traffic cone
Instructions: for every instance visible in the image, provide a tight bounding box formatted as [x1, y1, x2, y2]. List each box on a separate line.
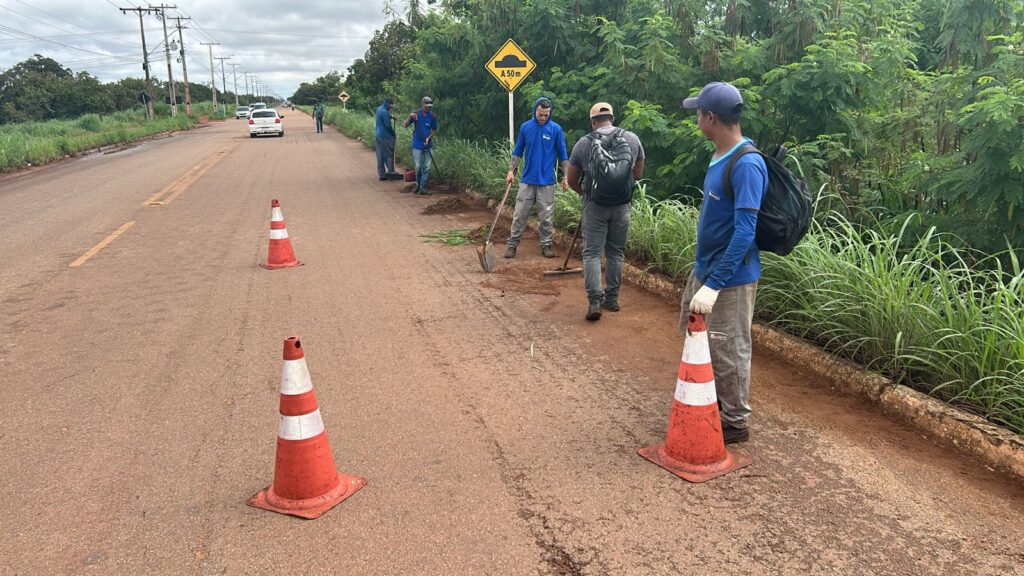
[248, 336, 366, 518]
[638, 313, 751, 482]
[260, 199, 302, 269]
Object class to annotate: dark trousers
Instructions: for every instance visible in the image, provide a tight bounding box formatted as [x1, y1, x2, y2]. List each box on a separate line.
[375, 138, 396, 178]
[315, 116, 324, 132]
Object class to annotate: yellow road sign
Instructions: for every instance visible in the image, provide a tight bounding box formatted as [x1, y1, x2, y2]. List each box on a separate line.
[339, 91, 350, 102]
[485, 39, 536, 92]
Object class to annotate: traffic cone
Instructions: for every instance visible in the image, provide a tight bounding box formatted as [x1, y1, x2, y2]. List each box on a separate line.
[248, 336, 366, 519]
[638, 313, 752, 482]
[260, 199, 302, 269]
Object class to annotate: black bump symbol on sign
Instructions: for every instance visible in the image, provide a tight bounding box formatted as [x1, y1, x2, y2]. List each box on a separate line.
[494, 55, 527, 68]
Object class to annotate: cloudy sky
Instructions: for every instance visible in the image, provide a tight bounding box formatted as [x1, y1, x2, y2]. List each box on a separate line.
[0, 0, 394, 97]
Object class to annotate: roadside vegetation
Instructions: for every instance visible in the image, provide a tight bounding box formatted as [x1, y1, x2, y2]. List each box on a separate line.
[0, 102, 221, 173]
[326, 109, 1024, 436]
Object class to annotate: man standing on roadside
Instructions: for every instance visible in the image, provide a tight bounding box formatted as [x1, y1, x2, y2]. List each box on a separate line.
[680, 81, 767, 445]
[403, 96, 437, 195]
[375, 97, 396, 181]
[313, 100, 325, 133]
[566, 102, 644, 321]
[505, 97, 569, 259]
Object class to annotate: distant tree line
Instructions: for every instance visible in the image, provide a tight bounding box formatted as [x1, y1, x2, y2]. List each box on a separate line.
[0, 54, 251, 124]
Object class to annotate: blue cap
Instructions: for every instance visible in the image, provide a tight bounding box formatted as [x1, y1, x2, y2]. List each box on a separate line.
[682, 81, 743, 116]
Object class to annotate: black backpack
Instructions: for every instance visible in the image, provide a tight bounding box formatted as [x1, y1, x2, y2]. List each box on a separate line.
[723, 145, 813, 256]
[584, 128, 635, 206]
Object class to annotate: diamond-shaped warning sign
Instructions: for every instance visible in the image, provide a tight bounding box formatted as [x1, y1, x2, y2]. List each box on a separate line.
[485, 39, 536, 92]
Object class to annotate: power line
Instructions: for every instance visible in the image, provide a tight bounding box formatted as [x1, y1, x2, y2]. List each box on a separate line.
[0, 24, 137, 61]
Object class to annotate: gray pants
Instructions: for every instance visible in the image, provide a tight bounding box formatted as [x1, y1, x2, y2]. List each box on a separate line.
[679, 271, 757, 429]
[375, 137, 395, 178]
[582, 202, 630, 305]
[508, 184, 555, 248]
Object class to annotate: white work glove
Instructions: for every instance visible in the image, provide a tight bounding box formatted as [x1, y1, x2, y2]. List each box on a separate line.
[689, 285, 720, 315]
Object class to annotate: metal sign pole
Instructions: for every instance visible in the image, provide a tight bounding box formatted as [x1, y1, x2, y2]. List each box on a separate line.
[508, 91, 514, 146]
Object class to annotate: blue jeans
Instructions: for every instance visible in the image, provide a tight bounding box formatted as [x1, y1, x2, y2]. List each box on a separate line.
[315, 116, 324, 132]
[412, 148, 432, 190]
[582, 202, 631, 305]
[375, 137, 395, 178]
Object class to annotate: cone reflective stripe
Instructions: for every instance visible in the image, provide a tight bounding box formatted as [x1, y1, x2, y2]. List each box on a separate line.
[260, 199, 302, 269]
[248, 337, 365, 518]
[638, 314, 751, 483]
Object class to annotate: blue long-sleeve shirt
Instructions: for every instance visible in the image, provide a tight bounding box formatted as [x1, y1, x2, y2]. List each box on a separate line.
[375, 103, 395, 140]
[694, 139, 768, 290]
[511, 101, 568, 186]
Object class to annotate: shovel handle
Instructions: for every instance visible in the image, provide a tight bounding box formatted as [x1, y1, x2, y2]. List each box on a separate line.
[485, 181, 514, 245]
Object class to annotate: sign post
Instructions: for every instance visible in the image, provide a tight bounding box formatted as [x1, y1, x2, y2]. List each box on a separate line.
[338, 91, 350, 111]
[485, 39, 536, 146]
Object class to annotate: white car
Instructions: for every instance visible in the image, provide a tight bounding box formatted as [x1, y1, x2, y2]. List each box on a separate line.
[249, 109, 284, 137]
[235, 106, 250, 119]
[250, 102, 267, 112]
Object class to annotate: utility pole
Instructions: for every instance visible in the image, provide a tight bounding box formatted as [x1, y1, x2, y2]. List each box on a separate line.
[229, 63, 241, 107]
[243, 72, 250, 104]
[200, 42, 220, 109]
[155, 4, 178, 116]
[171, 16, 192, 116]
[120, 6, 159, 119]
[213, 57, 231, 112]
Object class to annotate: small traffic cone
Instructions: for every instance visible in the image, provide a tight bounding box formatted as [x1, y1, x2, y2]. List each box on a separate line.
[248, 336, 366, 519]
[260, 199, 302, 269]
[638, 313, 751, 482]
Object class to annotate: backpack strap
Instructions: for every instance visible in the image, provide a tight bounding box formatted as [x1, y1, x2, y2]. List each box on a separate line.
[722, 144, 760, 201]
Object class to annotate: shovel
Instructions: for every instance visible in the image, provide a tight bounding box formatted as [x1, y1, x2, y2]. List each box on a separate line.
[477, 181, 514, 272]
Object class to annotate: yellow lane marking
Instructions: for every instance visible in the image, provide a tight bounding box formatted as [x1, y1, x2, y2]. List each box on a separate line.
[142, 142, 239, 206]
[69, 221, 135, 268]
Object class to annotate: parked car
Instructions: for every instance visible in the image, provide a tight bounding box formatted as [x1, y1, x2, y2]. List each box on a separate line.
[235, 106, 250, 119]
[249, 109, 283, 137]
[250, 102, 267, 112]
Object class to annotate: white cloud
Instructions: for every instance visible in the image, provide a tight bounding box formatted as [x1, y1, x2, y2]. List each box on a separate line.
[0, 0, 392, 97]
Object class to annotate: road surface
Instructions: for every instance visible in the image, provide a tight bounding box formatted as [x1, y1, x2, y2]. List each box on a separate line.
[1, 112, 1022, 575]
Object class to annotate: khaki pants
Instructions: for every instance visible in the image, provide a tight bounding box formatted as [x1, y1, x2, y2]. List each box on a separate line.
[507, 184, 555, 248]
[679, 271, 757, 429]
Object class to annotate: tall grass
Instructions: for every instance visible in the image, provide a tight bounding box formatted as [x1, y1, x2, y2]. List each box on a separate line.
[0, 107, 199, 172]
[328, 112, 1024, 434]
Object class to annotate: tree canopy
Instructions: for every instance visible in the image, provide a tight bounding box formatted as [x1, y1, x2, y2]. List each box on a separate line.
[339, 0, 1024, 252]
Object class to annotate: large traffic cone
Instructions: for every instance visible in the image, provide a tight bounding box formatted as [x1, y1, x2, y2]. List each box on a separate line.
[260, 199, 302, 269]
[248, 336, 366, 518]
[638, 313, 752, 482]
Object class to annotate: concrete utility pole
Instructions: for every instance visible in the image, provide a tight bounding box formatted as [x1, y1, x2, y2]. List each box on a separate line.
[120, 6, 159, 119]
[213, 57, 230, 112]
[171, 16, 192, 116]
[200, 42, 220, 109]
[243, 72, 251, 104]
[155, 5, 178, 116]
[229, 63, 240, 107]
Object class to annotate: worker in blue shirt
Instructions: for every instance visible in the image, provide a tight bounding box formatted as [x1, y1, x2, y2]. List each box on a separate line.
[374, 97, 396, 180]
[680, 81, 767, 445]
[403, 97, 437, 195]
[504, 97, 569, 259]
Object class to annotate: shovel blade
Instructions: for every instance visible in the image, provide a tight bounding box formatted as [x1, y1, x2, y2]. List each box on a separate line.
[477, 242, 496, 272]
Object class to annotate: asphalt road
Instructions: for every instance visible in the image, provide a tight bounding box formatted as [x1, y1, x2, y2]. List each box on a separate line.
[1, 111, 1022, 575]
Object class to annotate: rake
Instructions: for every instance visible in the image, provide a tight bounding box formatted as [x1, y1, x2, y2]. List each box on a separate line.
[543, 216, 584, 279]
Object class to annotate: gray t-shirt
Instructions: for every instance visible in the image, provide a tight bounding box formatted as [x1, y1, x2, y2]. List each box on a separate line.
[568, 126, 645, 170]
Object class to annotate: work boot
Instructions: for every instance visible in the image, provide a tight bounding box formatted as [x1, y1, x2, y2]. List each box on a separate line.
[541, 245, 556, 258]
[586, 300, 602, 321]
[722, 424, 749, 445]
[504, 245, 517, 259]
[601, 299, 620, 312]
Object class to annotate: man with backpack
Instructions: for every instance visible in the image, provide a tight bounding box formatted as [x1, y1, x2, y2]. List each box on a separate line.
[680, 81, 769, 445]
[504, 97, 570, 259]
[566, 102, 645, 321]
